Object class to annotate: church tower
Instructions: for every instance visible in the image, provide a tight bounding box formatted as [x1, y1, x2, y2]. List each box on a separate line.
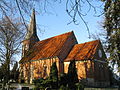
[22, 9, 39, 57]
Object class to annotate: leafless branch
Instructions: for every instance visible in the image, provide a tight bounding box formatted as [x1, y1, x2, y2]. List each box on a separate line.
[15, 0, 28, 31]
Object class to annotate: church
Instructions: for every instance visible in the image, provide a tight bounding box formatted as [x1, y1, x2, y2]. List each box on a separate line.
[19, 9, 110, 87]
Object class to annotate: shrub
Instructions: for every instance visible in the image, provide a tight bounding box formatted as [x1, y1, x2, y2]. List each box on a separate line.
[32, 86, 42, 90]
[32, 78, 45, 89]
[41, 78, 52, 88]
[59, 73, 68, 87]
[59, 85, 70, 90]
[33, 78, 44, 85]
[75, 83, 84, 90]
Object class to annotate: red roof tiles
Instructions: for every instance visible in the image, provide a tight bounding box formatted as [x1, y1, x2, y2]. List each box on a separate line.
[64, 40, 100, 62]
[19, 31, 74, 63]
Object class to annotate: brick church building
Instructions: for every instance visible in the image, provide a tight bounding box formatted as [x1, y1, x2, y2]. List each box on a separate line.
[19, 9, 110, 87]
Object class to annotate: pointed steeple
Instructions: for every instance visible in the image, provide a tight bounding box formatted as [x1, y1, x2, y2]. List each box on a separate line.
[22, 9, 39, 57]
[25, 8, 37, 39]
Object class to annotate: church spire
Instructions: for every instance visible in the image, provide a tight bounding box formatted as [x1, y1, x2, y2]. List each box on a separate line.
[25, 8, 37, 39]
[22, 9, 39, 57]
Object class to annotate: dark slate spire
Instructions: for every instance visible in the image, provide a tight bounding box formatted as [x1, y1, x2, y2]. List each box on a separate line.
[25, 8, 37, 39]
[22, 9, 39, 57]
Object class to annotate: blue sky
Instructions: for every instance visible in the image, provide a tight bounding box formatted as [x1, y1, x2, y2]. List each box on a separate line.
[33, 0, 104, 44]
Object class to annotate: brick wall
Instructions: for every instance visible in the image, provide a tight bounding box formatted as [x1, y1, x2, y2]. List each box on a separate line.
[64, 60, 94, 79]
[20, 57, 60, 83]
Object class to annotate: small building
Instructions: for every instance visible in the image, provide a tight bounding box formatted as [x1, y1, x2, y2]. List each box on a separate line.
[19, 9, 110, 87]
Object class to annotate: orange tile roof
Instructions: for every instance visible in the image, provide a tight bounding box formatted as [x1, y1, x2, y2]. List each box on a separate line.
[64, 40, 100, 62]
[19, 31, 74, 63]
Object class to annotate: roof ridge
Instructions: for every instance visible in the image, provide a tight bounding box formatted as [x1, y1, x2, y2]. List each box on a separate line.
[77, 40, 100, 45]
[38, 31, 73, 43]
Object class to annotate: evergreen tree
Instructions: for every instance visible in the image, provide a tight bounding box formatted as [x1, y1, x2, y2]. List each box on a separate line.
[59, 73, 68, 87]
[102, 0, 120, 72]
[49, 62, 58, 88]
[67, 60, 79, 89]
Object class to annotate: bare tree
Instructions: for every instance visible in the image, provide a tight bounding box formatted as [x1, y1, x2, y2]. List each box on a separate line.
[0, 16, 24, 87]
[0, 0, 104, 38]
